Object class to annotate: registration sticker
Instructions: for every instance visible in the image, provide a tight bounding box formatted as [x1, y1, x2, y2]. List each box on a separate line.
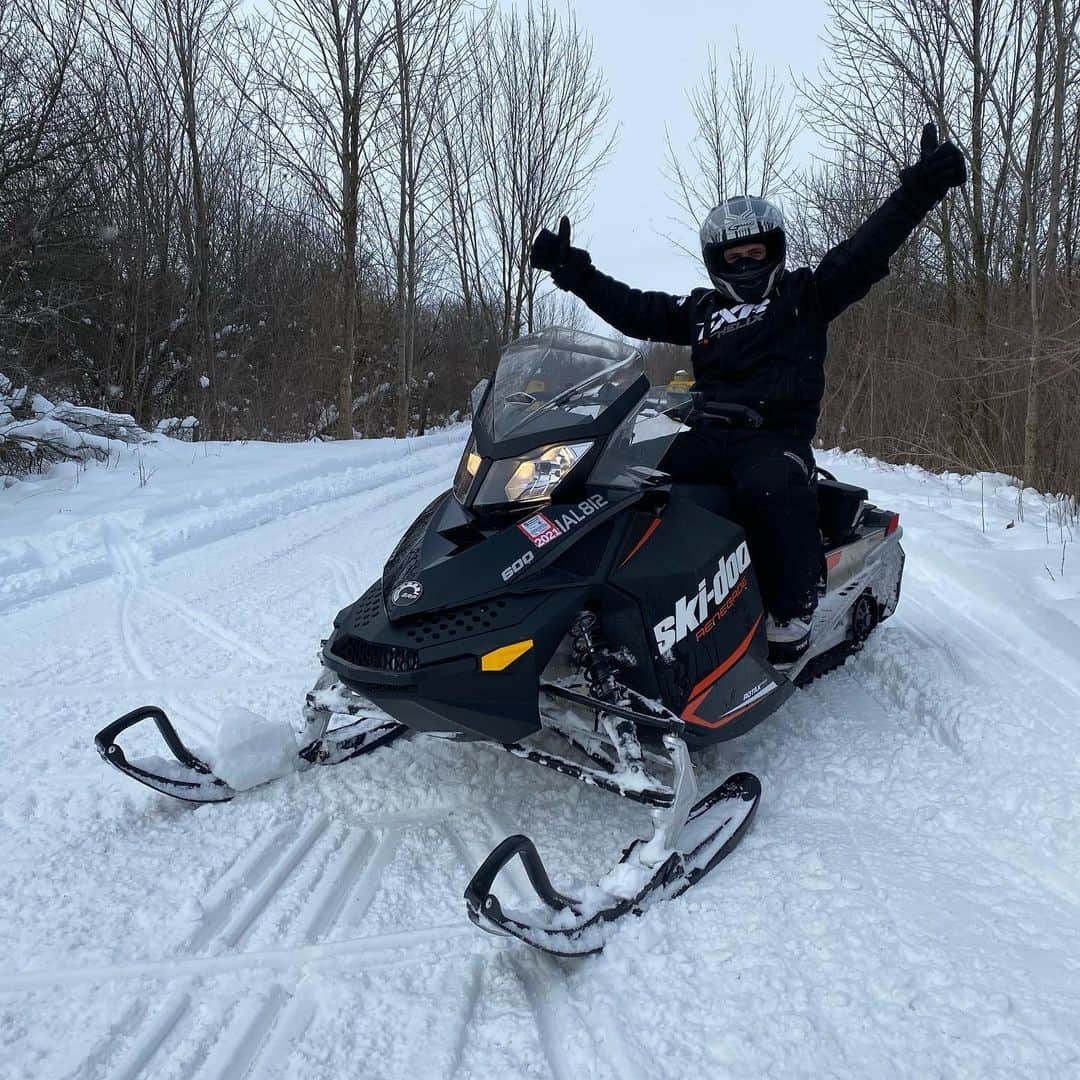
[517, 512, 562, 548]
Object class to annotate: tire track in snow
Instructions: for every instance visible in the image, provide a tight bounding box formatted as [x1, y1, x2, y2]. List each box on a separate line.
[104, 519, 155, 682]
[0, 923, 478, 992]
[106, 520, 277, 671]
[61, 990, 193, 1080]
[445, 957, 485, 1079]
[196, 984, 291, 1080]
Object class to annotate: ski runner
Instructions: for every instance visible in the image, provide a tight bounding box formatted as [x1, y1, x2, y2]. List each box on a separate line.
[531, 122, 966, 663]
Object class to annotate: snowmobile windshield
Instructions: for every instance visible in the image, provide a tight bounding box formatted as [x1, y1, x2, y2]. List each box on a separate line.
[588, 386, 693, 488]
[478, 328, 644, 444]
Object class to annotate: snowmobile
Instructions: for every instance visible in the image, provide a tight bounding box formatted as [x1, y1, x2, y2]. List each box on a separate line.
[95, 326, 904, 957]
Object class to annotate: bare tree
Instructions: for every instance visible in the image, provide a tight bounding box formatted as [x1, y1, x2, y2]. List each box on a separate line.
[238, 0, 393, 439]
[664, 39, 799, 254]
[89, 0, 240, 433]
[1022, 0, 1080, 484]
[473, 1, 613, 340]
[797, 0, 1080, 495]
[376, 0, 465, 436]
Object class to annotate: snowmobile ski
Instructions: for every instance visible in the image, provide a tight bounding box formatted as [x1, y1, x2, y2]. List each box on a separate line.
[465, 735, 761, 957]
[465, 770, 760, 957]
[95, 672, 407, 804]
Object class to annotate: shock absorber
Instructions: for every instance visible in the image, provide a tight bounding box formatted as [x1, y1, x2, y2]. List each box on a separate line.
[570, 613, 644, 775]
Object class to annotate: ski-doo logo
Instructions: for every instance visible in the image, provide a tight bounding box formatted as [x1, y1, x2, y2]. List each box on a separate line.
[698, 300, 770, 342]
[517, 495, 608, 549]
[652, 541, 751, 653]
[391, 579, 423, 606]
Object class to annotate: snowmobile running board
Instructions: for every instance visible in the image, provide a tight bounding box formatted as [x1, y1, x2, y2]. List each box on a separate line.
[465, 768, 761, 957]
[95, 697, 407, 804]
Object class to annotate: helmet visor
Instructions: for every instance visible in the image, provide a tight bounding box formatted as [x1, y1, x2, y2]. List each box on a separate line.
[703, 228, 786, 285]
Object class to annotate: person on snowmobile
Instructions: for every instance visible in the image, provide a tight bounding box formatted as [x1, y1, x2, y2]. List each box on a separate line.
[530, 122, 966, 662]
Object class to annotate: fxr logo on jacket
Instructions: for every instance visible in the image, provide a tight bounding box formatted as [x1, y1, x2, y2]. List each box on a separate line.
[697, 299, 770, 343]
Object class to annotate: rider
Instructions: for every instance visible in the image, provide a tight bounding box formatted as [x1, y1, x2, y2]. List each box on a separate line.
[530, 123, 966, 663]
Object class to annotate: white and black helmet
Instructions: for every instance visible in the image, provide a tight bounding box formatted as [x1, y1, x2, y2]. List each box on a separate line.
[700, 195, 786, 303]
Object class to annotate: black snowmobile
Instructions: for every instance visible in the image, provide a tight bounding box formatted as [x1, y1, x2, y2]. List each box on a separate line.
[96, 327, 904, 957]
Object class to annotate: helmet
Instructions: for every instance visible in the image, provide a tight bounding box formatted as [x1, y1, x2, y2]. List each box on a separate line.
[699, 196, 786, 303]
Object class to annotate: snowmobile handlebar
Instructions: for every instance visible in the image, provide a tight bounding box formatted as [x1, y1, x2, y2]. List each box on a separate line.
[688, 395, 765, 429]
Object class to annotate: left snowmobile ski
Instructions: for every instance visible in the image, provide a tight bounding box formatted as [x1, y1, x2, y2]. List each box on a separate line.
[96, 326, 905, 955]
[466, 741, 760, 957]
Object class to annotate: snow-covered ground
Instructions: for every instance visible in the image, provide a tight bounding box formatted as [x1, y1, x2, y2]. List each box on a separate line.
[1, 430, 1078, 1080]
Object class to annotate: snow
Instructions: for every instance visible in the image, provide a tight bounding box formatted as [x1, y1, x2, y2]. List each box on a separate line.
[209, 706, 299, 791]
[1, 429, 1079, 1079]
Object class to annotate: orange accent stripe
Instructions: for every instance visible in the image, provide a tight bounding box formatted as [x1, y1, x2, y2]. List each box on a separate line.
[619, 517, 662, 567]
[826, 550, 842, 571]
[680, 614, 763, 727]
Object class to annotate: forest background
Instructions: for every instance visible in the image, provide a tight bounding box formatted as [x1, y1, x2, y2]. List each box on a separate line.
[3, 0, 1079, 498]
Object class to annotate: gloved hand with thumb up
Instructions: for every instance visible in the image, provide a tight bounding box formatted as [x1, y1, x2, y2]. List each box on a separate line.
[530, 216, 593, 291]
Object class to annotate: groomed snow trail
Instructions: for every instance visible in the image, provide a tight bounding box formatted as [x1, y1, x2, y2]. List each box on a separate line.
[1, 433, 1078, 1080]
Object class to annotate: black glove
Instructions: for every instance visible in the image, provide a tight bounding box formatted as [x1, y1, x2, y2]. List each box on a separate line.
[530, 216, 592, 290]
[899, 122, 967, 206]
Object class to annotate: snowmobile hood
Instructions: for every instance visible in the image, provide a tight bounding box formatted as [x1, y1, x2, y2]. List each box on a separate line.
[373, 485, 639, 623]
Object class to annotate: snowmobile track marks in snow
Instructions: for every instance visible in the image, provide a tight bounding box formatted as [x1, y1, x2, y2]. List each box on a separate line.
[105, 521, 278, 672]
[0, 807, 492, 993]
[1, 437, 462, 614]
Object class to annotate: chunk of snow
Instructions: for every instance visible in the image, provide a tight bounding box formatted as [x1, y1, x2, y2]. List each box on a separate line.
[199, 375, 210, 389]
[207, 707, 299, 791]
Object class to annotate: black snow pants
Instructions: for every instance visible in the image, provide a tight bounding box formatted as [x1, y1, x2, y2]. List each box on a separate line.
[660, 427, 819, 621]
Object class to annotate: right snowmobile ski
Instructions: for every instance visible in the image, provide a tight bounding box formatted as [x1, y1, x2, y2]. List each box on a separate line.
[96, 326, 905, 954]
[94, 671, 407, 804]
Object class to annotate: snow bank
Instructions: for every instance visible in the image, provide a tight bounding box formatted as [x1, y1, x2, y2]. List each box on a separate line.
[1, 372, 148, 479]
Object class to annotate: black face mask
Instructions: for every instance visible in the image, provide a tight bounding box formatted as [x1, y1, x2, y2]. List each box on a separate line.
[725, 257, 766, 277]
[702, 227, 787, 303]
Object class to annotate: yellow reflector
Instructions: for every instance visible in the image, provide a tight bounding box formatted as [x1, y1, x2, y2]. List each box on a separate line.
[480, 639, 534, 672]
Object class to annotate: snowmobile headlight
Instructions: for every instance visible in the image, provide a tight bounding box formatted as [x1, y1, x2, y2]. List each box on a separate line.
[502, 442, 593, 503]
[453, 438, 483, 502]
[473, 441, 593, 507]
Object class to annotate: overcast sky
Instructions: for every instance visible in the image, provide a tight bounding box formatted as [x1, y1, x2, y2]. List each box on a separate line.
[551, 0, 830, 295]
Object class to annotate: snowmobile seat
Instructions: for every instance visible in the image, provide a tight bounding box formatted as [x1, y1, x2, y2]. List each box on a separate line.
[817, 478, 868, 544]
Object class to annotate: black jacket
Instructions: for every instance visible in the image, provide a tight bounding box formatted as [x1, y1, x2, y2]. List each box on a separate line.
[554, 185, 935, 440]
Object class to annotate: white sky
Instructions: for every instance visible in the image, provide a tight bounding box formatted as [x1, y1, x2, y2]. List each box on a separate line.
[557, 0, 830, 295]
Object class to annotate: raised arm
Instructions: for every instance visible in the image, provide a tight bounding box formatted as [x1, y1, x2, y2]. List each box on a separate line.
[811, 123, 967, 323]
[531, 217, 696, 346]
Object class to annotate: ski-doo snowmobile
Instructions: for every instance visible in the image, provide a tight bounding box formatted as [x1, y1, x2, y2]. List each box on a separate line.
[96, 326, 904, 957]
